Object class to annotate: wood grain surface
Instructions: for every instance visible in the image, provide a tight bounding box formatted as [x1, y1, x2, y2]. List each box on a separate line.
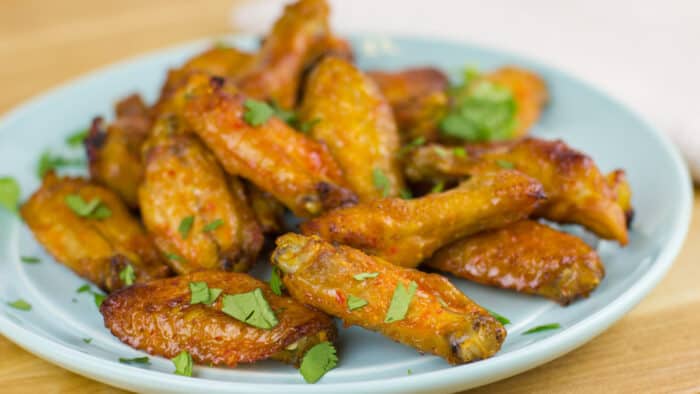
[1, 1, 698, 393]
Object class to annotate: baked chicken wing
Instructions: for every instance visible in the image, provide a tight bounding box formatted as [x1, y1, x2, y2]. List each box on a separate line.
[21, 173, 171, 292]
[404, 138, 630, 244]
[101, 271, 336, 367]
[425, 220, 605, 305]
[183, 74, 357, 217]
[272, 233, 506, 364]
[301, 169, 545, 267]
[299, 56, 405, 201]
[139, 117, 263, 274]
[244, 181, 287, 234]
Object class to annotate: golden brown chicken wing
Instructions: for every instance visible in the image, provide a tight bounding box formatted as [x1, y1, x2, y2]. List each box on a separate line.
[244, 181, 287, 234]
[183, 74, 357, 217]
[404, 138, 630, 244]
[299, 57, 405, 201]
[607, 169, 634, 226]
[139, 116, 263, 274]
[301, 169, 545, 267]
[272, 233, 506, 364]
[425, 220, 605, 305]
[368, 67, 449, 143]
[236, 0, 332, 109]
[21, 173, 171, 292]
[100, 271, 336, 367]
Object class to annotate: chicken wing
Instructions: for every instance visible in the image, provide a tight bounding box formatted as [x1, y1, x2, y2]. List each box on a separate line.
[272, 233, 506, 364]
[244, 181, 286, 234]
[100, 271, 336, 367]
[139, 116, 263, 274]
[299, 57, 405, 201]
[404, 138, 630, 244]
[184, 74, 357, 217]
[301, 169, 545, 267]
[425, 220, 605, 305]
[20, 172, 171, 292]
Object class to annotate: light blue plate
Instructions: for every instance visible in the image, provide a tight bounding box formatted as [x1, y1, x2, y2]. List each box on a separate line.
[0, 35, 692, 393]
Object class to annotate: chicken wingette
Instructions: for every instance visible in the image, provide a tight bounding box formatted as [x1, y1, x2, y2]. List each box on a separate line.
[101, 271, 336, 367]
[272, 233, 506, 364]
[301, 169, 545, 268]
[21, 172, 171, 292]
[299, 56, 405, 201]
[404, 138, 631, 244]
[425, 220, 605, 305]
[184, 74, 357, 217]
[139, 115, 263, 274]
[244, 181, 287, 234]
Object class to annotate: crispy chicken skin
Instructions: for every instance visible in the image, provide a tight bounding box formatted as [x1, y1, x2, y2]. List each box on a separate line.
[100, 271, 336, 367]
[139, 118, 263, 274]
[368, 67, 449, 143]
[184, 74, 357, 217]
[607, 169, 634, 226]
[425, 220, 605, 305]
[237, 0, 332, 109]
[483, 67, 548, 138]
[301, 170, 545, 267]
[300, 57, 405, 201]
[21, 173, 171, 292]
[86, 95, 152, 208]
[244, 181, 286, 234]
[272, 233, 506, 364]
[404, 138, 630, 244]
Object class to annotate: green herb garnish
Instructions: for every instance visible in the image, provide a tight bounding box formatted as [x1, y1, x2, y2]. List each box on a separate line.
[496, 160, 515, 169]
[119, 356, 150, 365]
[243, 99, 275, 126]
[93, 293, 106, 307]
[76, 284, 91, 293]
[7, 299, 31, 311]
[487, 309, 511, 325]
[270, 101, 298, 125]
[431, 181, 445, 193]
[82, 338, 93, 344]
[202, 219, 224, 232]
[20, 256, 41, 264]
[399, 189, 413, 199]
[37, 152, 85, 178]
[299, 342, 338, 384]
[66, 129, 89, 147]
[399, 136, 426, 155]
[347, 295, 368, 311]
[269, 266, 284, 296]
[166, 253, 184, 262]
[189, 281, 222, 305]
[384, 281, 417, 323]
[221, 288, 278, 329]
[172, 351, 193, 376]
[64, 194, 111, 219]
[372, 168, 391, 197]
[119, 264, 135, 286]
[522, 323, 561, 335]
[353, 272, 378, 281]
[178, 216, 194, 239]
[0, 177, 20, 213]
[453, 147, 467, 158]
[298, 117, 321, 133]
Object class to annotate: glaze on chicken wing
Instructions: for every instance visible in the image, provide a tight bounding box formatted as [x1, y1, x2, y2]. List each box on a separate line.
[425, 220, 605, 305]
[244, 181, 286, 234]
[184, 74, 357, 217]
[100, 271, 336, 367]
[301, 169, 545, 267]
[21, 173, 171, 292]
[139, 116, 263, 274]
[404, 138, 630, 244]
[272, 233, 506, 364]
[299, 57, 405, 201]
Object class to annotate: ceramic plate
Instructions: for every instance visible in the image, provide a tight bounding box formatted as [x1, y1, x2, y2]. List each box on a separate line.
[0, 35, 692, 393]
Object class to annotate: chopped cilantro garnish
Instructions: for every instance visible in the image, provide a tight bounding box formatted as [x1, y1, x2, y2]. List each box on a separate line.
[487, 309, 511, 325]
[243, 99, 275, 126]
[522, 323, 561, 335]
[172, 351, 193, 376]
[372, 168, 391, 197]
[496, 160, 515, 169]
[119, 264, 135, 286]
[399, 188, 413, 199]
[347, 295, 368, 311]
[399, 136, 426, 155]
[7, 299, 31, 311]
[299, 342, 338, 383]
[93, 293, 106, 307]
[64, 194, 111, 219]
[269, 101, 298, 125]
[0, 177, 20, 213]
[37, 151, 85, 178]
[353, 272, 378, 281]
[66, 129, 89, 147]
[82, 338, 92, 344]
[189, 281, 222, 305]
[119, 356, 150, 365]
[298, 117, 321, 133]
[384, 281, 417, 323]
[270, 266, 284, 296]
[431, 181, 445, 193]
[76, 284, 92, 293]
[221, 288, 278, 329]
[453, 147, 467, 158]
[178, 216, 194, 239]
[166, 252, 184, 262]
[20, 256, 41, 264]
[202, 218, 224, 232]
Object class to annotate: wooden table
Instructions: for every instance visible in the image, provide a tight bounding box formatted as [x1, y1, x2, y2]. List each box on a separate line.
[1, 1, 698, 392]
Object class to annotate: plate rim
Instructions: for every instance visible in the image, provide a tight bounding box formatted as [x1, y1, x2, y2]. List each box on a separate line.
[0, 33, 693, 393]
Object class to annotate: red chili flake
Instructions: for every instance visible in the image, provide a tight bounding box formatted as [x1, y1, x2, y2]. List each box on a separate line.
[334, 289, 345, 305]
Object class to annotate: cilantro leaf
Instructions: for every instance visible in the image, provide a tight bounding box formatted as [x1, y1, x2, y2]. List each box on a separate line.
[299, 342, 338, 383]
[522, 323, 561, 335]
[119, 356, 150, 365]
[82, 338, 92, 344]
[66, 129, 89, 147]
[221, 288, 278, 329]
[64, 194, 111, 219]
[202, 219, 224, 232]
[172, 350, 193, 376]
[453, 147, 467, 158]
[496, 160, 515, 169]
[270, 266, 284, 296]
[372, 168, 391, 197]
[166, 253, 184, 262]
[399, 136, 426, 155]
[347, 295, 367, 311]
[243, 99, 275, 126]
[399, 188, 413, 199]
[384, 281, 417, 323]
[0, 177, 20, 213]
[353, 272, 378, 281]
[93, 293, 106, 307]
[431, 180, 445, 193]
[37, 151, 85, 178]
[20, 256, 41, 264]
[487, 309, 511, 325]
[269, 101, 298, 125]
[298, 117, 321, 133]
[7, 299, 31, 311]
[189, 281, 222, 305]
[119, 264, 135, 286]
[76, 284, 92, 293]
[178, 216, 194, 239]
